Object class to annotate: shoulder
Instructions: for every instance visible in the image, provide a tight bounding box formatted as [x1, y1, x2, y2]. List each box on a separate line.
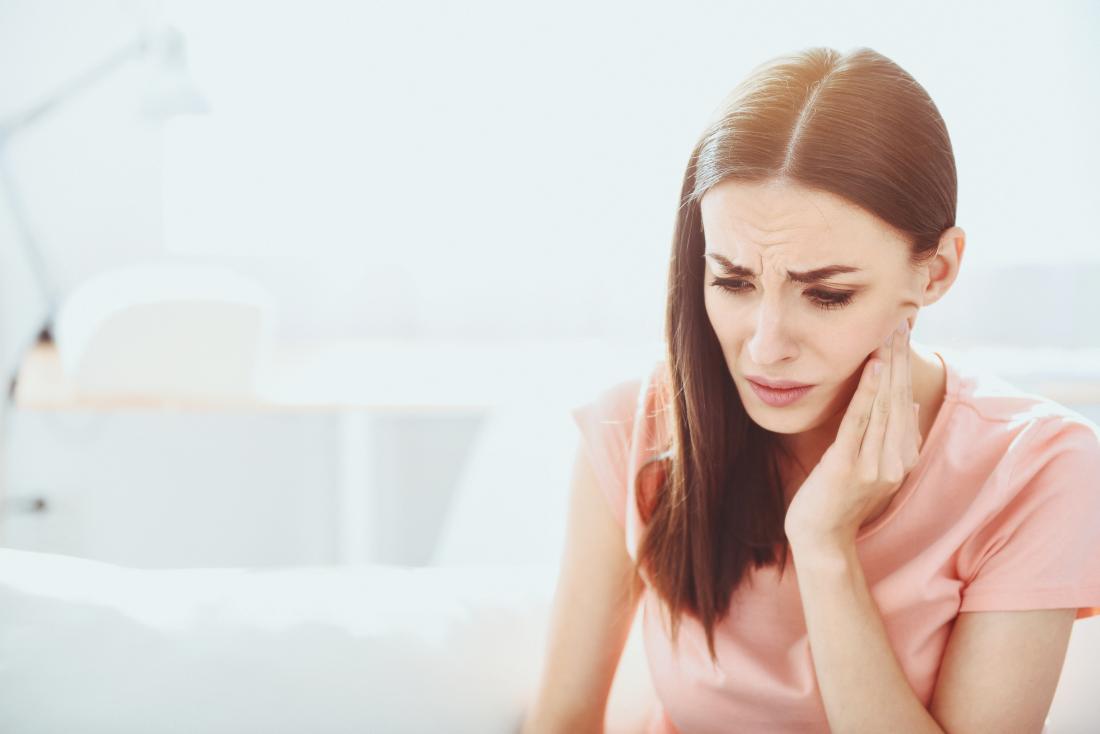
[938, 349, 1099, 460]
[571, 358, 671, 429]
[1008, 410, 1100, 485]
[569, 358, 675, 484]
[945, 356, 1100, 533]
[571, 376, 645, 431]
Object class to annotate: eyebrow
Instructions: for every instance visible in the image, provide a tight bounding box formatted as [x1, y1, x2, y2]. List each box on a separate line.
[703, 252, 864, 284]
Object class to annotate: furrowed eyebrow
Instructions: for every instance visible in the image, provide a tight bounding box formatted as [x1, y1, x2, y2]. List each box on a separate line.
[704, 252, 863, 284]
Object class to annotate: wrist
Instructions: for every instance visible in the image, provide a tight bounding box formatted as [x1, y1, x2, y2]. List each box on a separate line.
[787, 531, 856, 563]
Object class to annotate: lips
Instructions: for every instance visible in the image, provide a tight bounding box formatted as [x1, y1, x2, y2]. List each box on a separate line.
[745, 375, 814, 389]
[747, 379, 815, 407]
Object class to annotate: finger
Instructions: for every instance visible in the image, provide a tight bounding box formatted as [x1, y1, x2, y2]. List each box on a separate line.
[834, 351, 884, 459]
[913, 403, 923, 451]
[858, 337, 893, 476]
[904, 322, 914, 404]
[881, 321, 909, 480]
[903, 324, 921, 465]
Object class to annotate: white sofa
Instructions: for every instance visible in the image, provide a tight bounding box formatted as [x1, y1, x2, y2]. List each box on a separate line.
[0, 390, 1097, 733]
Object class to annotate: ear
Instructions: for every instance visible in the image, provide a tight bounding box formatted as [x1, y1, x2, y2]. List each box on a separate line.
[918, 226, 965, 308]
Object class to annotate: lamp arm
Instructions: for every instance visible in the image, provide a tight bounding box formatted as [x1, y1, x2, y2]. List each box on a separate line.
[0, 33, 149, 144]
[0, 30, 164, 335]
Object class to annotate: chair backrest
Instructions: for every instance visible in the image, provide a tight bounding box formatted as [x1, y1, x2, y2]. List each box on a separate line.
[430, 394, 579, 568]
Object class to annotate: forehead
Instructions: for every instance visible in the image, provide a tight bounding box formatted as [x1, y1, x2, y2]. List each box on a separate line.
[699, 179, 898, 263]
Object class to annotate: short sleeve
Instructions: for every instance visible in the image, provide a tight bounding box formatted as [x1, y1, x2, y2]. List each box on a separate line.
[569, 378, 643, 530]
[957, 416, 1100, 620]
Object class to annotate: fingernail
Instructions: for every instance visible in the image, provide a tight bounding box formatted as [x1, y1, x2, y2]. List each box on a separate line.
[873, 361, 882, 375]
[896, 320, 908, 336]
[886, 332, 894, 347]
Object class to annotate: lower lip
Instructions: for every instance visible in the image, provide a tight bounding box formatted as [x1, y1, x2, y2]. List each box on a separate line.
[748, 380, 815, 407]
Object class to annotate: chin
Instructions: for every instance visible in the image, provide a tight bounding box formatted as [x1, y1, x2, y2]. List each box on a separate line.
[744, 410, 814, 435]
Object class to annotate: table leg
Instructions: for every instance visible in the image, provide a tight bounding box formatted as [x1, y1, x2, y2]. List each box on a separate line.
[336, 410, 374, 565]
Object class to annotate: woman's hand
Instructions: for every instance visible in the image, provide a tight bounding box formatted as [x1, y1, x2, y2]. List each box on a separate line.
[783, 317, 923, 548]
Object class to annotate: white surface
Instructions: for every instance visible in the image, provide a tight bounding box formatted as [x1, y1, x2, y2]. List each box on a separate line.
[0, 547, 559, 734]
[252, 337, 665, 409]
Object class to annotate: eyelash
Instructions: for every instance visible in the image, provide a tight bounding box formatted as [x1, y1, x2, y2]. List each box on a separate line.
[709, 278, 856, 312]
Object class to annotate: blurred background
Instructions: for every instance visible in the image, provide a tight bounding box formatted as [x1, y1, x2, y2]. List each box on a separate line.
[0, 0, 1098, 572]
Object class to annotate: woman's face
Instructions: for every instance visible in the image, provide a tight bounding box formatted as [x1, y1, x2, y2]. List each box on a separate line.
[700, 178, 924, 435]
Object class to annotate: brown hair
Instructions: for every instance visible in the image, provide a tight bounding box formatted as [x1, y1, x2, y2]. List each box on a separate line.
[629, 46, 957, 666]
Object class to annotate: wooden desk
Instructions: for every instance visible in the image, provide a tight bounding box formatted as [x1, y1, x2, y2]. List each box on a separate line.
[10, 339, 1099, 563]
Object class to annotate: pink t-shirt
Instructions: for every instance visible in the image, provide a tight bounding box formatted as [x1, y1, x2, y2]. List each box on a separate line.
[570, 349, 1100, 734]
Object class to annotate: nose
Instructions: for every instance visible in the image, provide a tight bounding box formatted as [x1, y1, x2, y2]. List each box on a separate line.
[745, 296, 799, 366]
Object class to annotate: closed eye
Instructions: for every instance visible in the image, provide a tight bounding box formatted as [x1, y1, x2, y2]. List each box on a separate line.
[709, 278, 856, 312]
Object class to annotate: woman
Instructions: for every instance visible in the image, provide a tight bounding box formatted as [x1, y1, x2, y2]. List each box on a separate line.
[522, 47, 1100, 733]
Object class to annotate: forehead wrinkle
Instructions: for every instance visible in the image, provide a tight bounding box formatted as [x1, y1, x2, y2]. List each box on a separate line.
[702, 189, 872, 278]
[736, 238, 840, 275]
[725, 184, 837, 243]
[729, 215, 822, 251]
[716, 207, 838, 260]
[703, 250, 864, 284]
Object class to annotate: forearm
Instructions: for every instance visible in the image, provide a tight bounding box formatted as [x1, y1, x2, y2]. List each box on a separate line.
[519, 708, 603, 734]
[789, 538, 944, 734]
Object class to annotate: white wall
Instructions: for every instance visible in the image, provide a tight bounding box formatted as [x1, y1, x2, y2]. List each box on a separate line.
[2, 0, 1098, 353]
[157, 0, 1100, 345]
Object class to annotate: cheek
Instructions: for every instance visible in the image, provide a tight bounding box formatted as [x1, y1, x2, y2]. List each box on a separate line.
[836, 310, 890, 353]
[702, 288, 716, 320]
[860, 318, 897, 359]
[703, 289, 732, 338]
[816, 333, 877, 386]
